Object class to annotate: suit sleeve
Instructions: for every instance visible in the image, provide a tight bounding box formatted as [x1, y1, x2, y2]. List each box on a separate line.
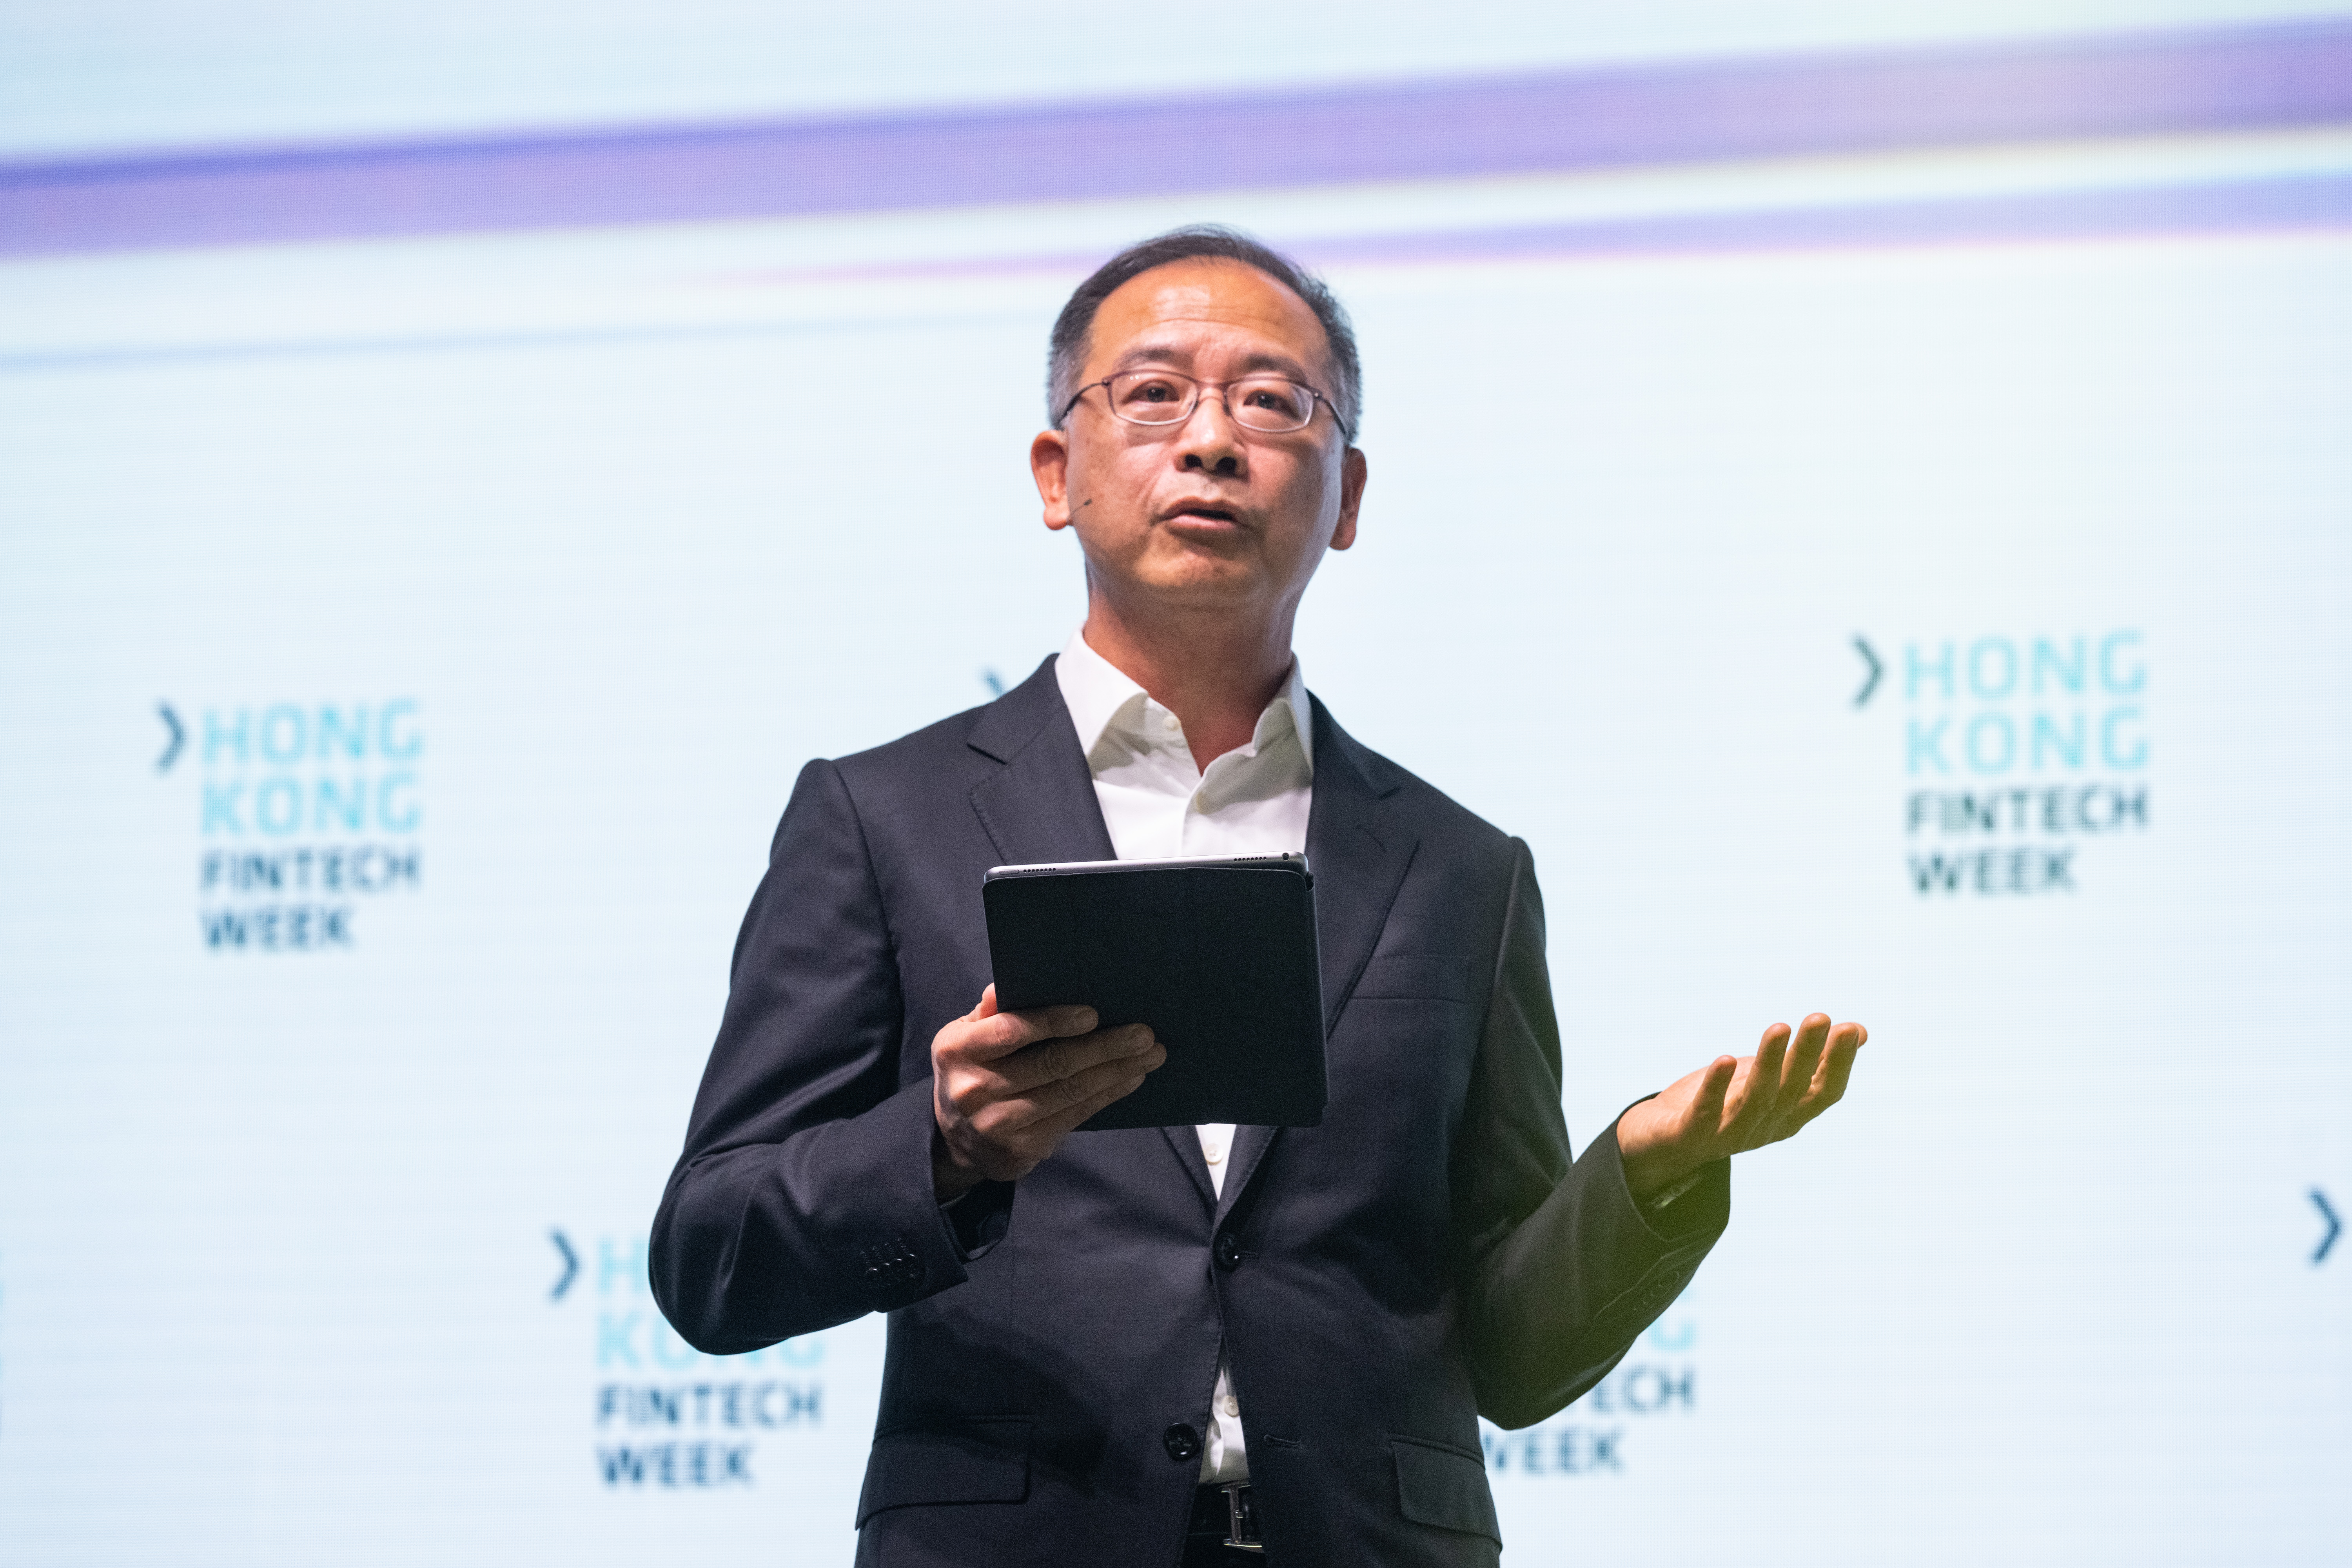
[649, 758, 991, 1354]
[1451, 838, 1732, 1429]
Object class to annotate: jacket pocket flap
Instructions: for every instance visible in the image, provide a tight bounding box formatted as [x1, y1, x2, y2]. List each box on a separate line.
[1392, 1435, 1501, 1542]
[857, 1421, 1031, 1523]
[1353, 955, 1479, 1002]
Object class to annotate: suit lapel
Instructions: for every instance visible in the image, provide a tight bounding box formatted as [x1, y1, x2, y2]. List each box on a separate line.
[967, 658, 1217, 1210]
[1215, 697, 1417, 1225]
[966, 657, 1119, 868]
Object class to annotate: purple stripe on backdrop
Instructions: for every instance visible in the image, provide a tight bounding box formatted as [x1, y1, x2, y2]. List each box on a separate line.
[5, 174, 2347, 372]
[4, 20, 2351, 258]
[715, 170, 2352, 286]
[1305, 169, 2352, 268]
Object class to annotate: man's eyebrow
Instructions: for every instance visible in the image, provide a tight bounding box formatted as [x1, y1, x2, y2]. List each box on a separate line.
[1105, 342, 1320, 383]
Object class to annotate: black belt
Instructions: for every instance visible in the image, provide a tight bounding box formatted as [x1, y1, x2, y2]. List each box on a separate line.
[1187, 1481, 1265, 1552]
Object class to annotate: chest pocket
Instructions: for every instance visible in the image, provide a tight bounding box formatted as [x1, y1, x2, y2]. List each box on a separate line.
[1350, 954, 1481, 1005]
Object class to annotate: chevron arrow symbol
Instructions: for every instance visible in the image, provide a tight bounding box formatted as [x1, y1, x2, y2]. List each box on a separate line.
[550, 1228, 580, 1300]
[156, 702, 184, 772]
[1852, 637, 1882, 708]
[2315, 1189, 2340, 1266]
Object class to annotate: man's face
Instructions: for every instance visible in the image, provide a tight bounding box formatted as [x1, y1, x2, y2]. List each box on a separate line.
[1031, 258, 1366, 622]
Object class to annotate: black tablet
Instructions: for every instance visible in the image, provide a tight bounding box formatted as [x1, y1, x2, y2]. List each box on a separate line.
[982, 853, 1327, 1130]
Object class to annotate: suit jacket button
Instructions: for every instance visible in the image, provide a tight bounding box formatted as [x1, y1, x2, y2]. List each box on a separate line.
[1214, 1233, 1243, 1272]
[1163, 1423, 1201, 1463]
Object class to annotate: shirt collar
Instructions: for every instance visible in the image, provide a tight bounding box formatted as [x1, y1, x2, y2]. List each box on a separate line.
[1055, 627, 1314, 775]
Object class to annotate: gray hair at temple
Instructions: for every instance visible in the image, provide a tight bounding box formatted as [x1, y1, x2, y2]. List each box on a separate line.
[1045, 225, 1363, 443]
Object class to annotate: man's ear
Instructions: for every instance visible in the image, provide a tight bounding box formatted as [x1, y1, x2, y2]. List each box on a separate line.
[1329, 445, 1368, 552]
[1031, 428, 1073, 531]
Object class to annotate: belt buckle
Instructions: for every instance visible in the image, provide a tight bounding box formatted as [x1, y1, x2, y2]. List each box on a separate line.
[1221, 1481, 1265, 1553]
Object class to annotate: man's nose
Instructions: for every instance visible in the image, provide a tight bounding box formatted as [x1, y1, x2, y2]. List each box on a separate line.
[1173, 392, 1248, 478]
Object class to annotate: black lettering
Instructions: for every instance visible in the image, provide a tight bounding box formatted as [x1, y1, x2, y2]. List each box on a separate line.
[198, 905, 356, 950]
[595, 1382, 819, 1431]
[595, 1443, 752, 1488]
[1909, 855, 1965, 894]
[1621, 1365, 1695, 1413]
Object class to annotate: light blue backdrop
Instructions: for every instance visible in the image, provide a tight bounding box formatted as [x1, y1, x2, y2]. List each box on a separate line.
[2, 4, 2348, 1563]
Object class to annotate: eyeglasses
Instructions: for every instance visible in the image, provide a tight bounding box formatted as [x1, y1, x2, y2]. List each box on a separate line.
[1059, 370, 1347, 438]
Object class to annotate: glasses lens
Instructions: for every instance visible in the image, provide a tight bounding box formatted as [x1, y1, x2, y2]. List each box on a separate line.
[1227, 378, 1315, 432]
[1106, 371, 1198, 425]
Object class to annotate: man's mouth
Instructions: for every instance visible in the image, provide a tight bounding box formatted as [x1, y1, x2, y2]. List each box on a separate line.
[1166, 504, 1240, 525]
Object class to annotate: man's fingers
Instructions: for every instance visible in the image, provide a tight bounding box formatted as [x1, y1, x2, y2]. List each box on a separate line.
[1688, 1055, 1736, 1140]
[993, 1024, 1157, 1093]
[1778, 1014, 1831, 1106]
[1820, 1021, 1864, 1087]
[953, 1003, 1101, 1063]
[1725, 1022, 1791, 1136]
[1757, 1015, 1829, 1142]
[1792, 1022, 1866, 1125]
[1000, 1039, 1168, 1131]
[1026, 1003, 1109, 1039]
[1020, 1053, 1162, 1144]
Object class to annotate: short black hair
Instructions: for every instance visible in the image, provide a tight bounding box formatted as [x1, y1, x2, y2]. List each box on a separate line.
[1046, 225, 1361, 442]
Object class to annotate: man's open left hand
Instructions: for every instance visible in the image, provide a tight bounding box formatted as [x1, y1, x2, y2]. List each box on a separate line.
[1615, 1014, 1866, 1201]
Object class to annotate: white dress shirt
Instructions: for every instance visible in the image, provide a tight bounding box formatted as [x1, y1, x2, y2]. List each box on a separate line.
[1054, 628, 1314, 1486]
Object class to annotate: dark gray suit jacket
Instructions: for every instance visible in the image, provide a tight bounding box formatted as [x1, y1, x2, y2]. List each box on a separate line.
[650, 657, 1728, 1566]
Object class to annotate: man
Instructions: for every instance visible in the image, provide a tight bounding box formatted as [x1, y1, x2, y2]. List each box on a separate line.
[651, 227, 1864, 1566]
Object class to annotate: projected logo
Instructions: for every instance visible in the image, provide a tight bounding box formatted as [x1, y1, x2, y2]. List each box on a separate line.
[1857, 632, 2150, 895]
[158, 699, 425, 950]
[551, 1229, 826, 1490]
[1483, 1316, 1699, 1479]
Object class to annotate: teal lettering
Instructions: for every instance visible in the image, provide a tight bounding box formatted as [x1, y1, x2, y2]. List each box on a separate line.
[1967, 638, 2016, 700]
[2030, 713, 2084, 770]
[315, 778, 366, 832]
[260, 705, 306, 763]
[1905, 642, 1954, 701]
[1907, 718, 1950, 773]
[202, 708, 250, 764]
[254, 778, 302, 836]
[2102, 707, 2148, 768]
[377, 771, 421, 831]
[598, 1312, 641, 1367]
[203, 781, 244, 833]
[599, 1237, 648, 1297]
[2031, 637, 2085, 694]
[317, 704, 369, 760]
[379, 699, 423, 760]
[1965, 713, 2015, 773]
[2099, 632, 2146, 694]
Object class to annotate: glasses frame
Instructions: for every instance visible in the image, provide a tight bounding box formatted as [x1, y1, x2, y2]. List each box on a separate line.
[1058, 369, 1351, 441]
